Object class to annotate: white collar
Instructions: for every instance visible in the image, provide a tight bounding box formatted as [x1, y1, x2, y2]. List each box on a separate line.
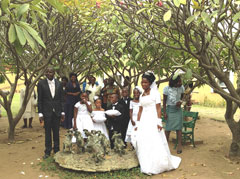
[47, 78, 55, 83]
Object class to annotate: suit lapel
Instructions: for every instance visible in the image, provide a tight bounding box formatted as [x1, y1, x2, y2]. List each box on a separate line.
[54, 79, 58, 99]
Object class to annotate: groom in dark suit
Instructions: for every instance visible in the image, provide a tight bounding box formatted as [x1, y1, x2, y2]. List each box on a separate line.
[106, 93, 125, 148]
[37, 67, 65, 159]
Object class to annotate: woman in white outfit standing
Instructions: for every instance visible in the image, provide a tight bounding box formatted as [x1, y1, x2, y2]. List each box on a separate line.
[135, 71, 181, 175]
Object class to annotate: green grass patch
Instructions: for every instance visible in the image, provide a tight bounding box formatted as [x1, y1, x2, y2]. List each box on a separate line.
[1, 93, 20, 117]
[38, 156, 148, 179]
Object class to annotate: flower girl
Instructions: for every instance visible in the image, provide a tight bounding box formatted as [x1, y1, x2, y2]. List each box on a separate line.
[73, 92, 93, 138]
[91, 98, 109, 139]
[125, 87, 142, 145]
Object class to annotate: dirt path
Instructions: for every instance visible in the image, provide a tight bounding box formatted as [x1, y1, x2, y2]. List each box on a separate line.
[0, 110, 240, 179]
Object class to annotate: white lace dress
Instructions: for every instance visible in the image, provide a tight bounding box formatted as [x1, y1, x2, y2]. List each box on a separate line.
[74, 101, 94, 138]
[135, 89, 181, 175]
[91, 111, 109, 139]
[125, 101, 140, 142]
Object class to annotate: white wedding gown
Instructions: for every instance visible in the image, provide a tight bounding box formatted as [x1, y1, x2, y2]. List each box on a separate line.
[135, 90, 181, 175]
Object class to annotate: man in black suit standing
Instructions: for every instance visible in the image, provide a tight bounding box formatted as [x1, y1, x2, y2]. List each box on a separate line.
[119, 87, 132, 143]
[37, 67, 65, 159]
[106, 93, 125, 149]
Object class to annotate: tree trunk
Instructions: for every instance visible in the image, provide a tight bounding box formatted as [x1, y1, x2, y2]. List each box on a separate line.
[8, 123, 15, 142]
[225, 100, 240, 157]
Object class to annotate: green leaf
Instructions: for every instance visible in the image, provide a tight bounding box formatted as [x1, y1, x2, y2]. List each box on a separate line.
[8, 24, 16, 43]
[121, 43, 126, 49]
[185, 69, 192, 79]
[185, 15, 195, 25]
[206, 31, 211, 42]
[14, 24, 26, 46]
[184, 59, 192, 65]
[14, 40, 24, 54]
[46, 0, 64, 13]
[180, 0, 186, 5]
[173, 0, 180, 7]
[201, 12, 212, 28]
[17, 4, 30, 18]
[139, 41, 144, 49]
[135, 52, 141, 60]
[163, 10, 172, 22]
[22, 28, 37, 51]
[136, 8, 147, 15]
[1, 0, 10, 13]
[18, 21, 46, 48]
[233, 12, 240, 22]
[0, 16, 10, 21]
[31, 0, 41, 5]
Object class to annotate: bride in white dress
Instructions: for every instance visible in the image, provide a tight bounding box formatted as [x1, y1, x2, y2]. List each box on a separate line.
[135, 71, 181, 175]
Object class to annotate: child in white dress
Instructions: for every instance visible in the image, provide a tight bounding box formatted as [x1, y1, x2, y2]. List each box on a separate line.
[125, 87, 141, 143]
[91, 98, 109, 139]
[73, 92, 93, 138]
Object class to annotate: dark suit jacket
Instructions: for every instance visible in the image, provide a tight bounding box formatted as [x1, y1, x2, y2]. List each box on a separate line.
[106, 102, 125, 132]
[119, 97, 133, 127]
[37, 78, 64, 118]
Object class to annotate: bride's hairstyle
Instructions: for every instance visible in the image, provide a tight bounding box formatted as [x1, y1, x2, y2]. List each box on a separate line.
[142, 71, 156, 84]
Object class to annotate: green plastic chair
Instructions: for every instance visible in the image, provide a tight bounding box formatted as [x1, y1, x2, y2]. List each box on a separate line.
[174, 111, 199, 148]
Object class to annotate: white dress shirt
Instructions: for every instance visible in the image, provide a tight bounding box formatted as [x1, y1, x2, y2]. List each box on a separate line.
[47, 78, 55, 98]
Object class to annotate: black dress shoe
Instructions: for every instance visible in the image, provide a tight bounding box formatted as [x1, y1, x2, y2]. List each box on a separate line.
[43, 154, 50, 159]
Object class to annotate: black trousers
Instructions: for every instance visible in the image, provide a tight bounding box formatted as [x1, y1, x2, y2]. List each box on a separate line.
[44, 112, 60, 155]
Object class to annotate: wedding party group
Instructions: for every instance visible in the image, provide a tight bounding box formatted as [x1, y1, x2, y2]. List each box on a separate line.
[37, 66, 185, 175]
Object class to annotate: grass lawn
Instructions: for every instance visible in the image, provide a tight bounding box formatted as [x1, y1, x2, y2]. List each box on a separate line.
[191, 105, 240, 122]
[1, 93, 20, 117]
